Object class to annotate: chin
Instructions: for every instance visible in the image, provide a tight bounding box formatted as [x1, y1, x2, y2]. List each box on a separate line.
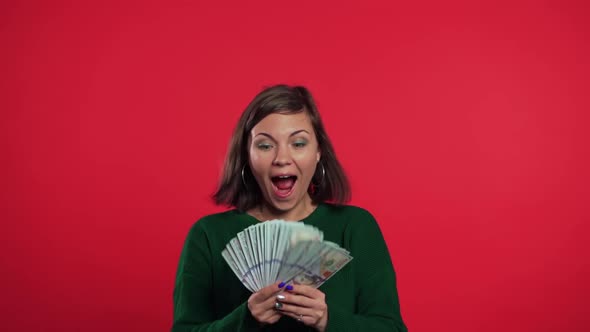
[268, 200, 297, 213]
[265, 194, 301, 213]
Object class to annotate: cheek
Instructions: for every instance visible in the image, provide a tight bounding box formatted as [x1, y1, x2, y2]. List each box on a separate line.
[296, 158, 319, 179]
[248, 146, 264, 165]
[249, 150, 273, 166]
[248, 151, 270, 179]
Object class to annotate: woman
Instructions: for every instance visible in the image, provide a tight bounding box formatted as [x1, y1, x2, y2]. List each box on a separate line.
[172, 85, 407, 331]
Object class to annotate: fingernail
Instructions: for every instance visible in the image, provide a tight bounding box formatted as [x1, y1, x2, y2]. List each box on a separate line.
[274, 301, 283, 310]
[276, 294, 286, 300]
[286, 285, 294, 291]
[278, 282, 285, 288]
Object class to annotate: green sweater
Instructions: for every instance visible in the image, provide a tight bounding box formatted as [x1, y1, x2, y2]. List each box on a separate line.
[172, 203, 407, 332]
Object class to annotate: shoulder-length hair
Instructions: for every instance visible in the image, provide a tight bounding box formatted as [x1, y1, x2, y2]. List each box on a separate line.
[213, 84, 350, 211]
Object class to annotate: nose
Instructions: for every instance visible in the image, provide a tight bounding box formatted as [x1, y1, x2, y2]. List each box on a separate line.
[272, 144, 292, 166]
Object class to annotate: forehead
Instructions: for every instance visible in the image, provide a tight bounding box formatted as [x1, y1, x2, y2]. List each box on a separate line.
[251, 112, 314, 136]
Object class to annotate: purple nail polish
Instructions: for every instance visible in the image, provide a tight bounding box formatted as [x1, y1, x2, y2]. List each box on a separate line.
[286, 285, 293, 291]
[278, 282, 285, 288]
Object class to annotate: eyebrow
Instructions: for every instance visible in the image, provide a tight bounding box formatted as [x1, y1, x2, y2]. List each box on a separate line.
[254, 129, 310, 140]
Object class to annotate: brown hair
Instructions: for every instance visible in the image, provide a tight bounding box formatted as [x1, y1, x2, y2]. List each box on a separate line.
[213, 84, 350, 211]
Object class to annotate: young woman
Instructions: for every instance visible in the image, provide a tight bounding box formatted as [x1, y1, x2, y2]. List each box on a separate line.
[172, 85, 407, 332]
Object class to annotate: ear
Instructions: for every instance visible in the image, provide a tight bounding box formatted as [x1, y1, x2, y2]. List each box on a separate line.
[316, 148, 321, 162]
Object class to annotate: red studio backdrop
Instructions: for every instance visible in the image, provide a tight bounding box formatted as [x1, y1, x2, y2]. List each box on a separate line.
[2, 1, 589, 331]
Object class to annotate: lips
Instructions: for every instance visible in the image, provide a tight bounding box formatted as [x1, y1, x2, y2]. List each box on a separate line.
[271, 175, 297, 198]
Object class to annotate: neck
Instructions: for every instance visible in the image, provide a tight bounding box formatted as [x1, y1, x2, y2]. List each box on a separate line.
[253, 196, 317, 222]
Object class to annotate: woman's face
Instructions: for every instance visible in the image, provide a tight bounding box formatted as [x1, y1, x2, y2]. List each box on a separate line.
[248, 112, 321, 216]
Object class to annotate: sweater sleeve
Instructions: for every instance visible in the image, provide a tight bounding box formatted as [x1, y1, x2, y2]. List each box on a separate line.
[325, 210, 407, 332]
[172, 222, 260, 332]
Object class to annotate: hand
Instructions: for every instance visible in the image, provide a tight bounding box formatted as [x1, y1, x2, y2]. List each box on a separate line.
[274, 284, 328, 332]
[247, 281, 283, 325]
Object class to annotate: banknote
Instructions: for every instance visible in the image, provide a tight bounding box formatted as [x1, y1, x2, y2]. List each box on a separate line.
[222, 220, 352, 292]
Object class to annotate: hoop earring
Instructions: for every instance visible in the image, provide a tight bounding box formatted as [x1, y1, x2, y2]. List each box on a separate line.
[313, 162, 325, 187]
[241, 165, 247, 187]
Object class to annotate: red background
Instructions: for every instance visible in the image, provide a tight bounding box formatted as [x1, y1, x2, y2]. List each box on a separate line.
[2, 1, 589, 331]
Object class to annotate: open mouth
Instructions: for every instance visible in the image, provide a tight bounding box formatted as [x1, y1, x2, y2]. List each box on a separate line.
[271, 175, 297, 198]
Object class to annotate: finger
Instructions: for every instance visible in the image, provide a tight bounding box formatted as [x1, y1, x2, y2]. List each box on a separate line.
[267, 312, 281, 324]
[248, 291, 285, 324]
[281, 311, 313, 326]
[275, 302, 316, 317]
[261, 281, 285, 297]
[252, 281, 284, 303]
[264, 291, 285, 311]
[275, 292, 317, 309]
[259, 309, 282, 324]
[247, 283, 284, 316]
[285, 284, 325, 300]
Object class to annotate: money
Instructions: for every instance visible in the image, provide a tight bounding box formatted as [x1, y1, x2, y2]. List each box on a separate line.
[221, 220, 352, 292]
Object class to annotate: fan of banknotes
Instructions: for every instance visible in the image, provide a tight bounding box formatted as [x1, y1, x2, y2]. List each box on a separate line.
[222, 220, 353, 292]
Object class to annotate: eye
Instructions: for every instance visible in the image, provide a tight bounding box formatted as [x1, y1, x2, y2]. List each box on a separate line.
[257, 143, 273, 151]
[293, 141, 307, 148]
